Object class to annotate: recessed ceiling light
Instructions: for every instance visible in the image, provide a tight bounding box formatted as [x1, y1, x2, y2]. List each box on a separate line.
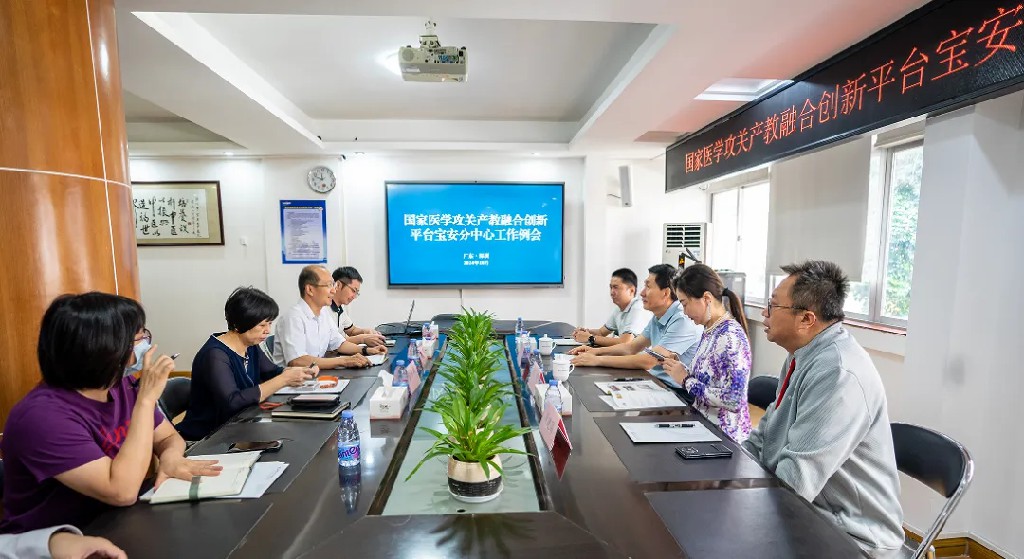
[695, 78, 792, 102]
[376, 50, 401, 77]
[224, 151, 234, 156]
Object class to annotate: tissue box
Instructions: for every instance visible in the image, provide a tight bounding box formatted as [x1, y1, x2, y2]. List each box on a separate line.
[369, 386, 408, 420]
[532, 383, 572, 416]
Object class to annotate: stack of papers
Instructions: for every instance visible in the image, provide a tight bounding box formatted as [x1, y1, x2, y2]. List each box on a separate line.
[552, 338, 583, 347]
[144, 451, 266, 504]
[595, 380, 685, 410]
[276, 378, 351, 395]
[620, 421, 722, 443]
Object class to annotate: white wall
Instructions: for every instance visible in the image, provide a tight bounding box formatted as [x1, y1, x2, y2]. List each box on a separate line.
[132, 152, 708, 369]
[896, 92, 1024, 558]
[131, 158, 268, 369]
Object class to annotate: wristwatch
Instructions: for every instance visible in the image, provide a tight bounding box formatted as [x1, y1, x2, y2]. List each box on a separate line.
[361, 346, 369, 356]
[588, 335, 597, 347]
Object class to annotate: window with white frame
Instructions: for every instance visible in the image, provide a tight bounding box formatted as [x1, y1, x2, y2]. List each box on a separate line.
[844, 139, 923, 326]
[708, 181, 770, 304]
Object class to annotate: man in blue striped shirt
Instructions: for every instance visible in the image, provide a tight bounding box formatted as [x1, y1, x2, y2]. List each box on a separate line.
[744, 261, 904, 558]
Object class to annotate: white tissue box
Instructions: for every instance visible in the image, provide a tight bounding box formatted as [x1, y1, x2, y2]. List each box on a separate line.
[531, 383, 572, 416]
[369, 386, 408, 420]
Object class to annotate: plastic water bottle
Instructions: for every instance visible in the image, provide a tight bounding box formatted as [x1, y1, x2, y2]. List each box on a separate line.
[339, 465, 361, 514]
[422, 322, 431, 340]
[337, 410, 360, 467]
[515, 316, 524, 335]
[408, 340, 419, 366]
[405, 355, 419, 381]
[392, 359, 408, 388]
[545, 379, 563, 414]
[530, 349, 545, 382]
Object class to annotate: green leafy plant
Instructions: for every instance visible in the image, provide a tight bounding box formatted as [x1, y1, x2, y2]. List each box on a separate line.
[406, 309, 531, 481]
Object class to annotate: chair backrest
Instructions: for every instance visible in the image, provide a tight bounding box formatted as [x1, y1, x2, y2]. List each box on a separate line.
[747, 375, 779, 410]
[891, 423, 974, 558]
[159, 377, 192, 420]
[261, 335, 276, 362]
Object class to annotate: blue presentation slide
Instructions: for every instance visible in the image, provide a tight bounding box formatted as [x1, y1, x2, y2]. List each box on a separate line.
[386, 182, 564, 286]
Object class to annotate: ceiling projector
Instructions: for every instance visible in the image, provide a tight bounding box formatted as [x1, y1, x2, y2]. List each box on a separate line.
[398, 21, 467, 82]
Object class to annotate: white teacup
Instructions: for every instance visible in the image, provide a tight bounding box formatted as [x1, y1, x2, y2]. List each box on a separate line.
[552, 360, 574, 381]
[538, 335, 554, 356]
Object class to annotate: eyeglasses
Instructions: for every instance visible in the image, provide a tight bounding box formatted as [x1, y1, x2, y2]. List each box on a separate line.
[312, 283, 334, 289]
[765, 304, 806, 317]
[337, 281, 360, 297]
[134, 329, 152, 345]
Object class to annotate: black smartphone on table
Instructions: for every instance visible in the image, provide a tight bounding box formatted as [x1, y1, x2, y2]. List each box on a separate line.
[228, 440, 283, 453]
[675, 443, 733, 460]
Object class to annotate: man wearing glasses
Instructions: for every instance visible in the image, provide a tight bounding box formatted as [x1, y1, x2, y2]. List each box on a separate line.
[744, 261, 903, 558]
[331, 266, 386, 347]
[273, 265, 384, 369]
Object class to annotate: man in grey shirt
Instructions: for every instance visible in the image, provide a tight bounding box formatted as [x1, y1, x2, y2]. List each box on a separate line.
[744, 261, 904, 558]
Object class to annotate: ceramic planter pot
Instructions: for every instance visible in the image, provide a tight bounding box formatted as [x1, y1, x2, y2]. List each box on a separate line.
[447, 455, 502, 503]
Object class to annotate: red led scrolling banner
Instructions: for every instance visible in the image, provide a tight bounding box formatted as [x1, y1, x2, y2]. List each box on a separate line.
[666, 0, 1024, 191]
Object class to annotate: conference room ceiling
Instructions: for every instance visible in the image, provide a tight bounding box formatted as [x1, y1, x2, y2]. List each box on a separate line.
[115, 0, 931, 158]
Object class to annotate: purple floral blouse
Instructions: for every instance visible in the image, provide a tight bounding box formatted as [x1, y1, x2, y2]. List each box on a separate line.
[683, 318, 752, 442]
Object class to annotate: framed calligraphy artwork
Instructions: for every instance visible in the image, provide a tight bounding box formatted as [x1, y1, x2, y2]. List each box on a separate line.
[131, 181, 225, 246]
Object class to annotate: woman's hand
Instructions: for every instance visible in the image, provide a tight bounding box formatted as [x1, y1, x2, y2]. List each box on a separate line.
[365, 345, 387, 355]
[136, 344, 174, 405]
[662, 356, 689, 385]
[155, 456, 223, 488]
[278, 367, 314, 387]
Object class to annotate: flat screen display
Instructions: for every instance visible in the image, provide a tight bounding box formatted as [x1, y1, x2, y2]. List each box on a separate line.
[385, 182, 564, 287]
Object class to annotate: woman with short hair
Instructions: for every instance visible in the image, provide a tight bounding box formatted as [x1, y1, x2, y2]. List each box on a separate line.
[0, 293, 221, 533]
[177, 287, 314, 441]
[663, 264, 752, 442]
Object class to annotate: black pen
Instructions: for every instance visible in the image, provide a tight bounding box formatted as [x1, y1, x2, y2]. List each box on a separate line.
[655, 423, 693, 428]
[613, 377, 641, 382]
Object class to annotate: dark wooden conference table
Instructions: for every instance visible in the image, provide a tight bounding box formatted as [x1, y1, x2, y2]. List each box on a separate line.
[86, 320, 864, 558]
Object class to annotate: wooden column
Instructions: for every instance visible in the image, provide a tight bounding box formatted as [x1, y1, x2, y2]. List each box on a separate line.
[0, 0, 137, 427]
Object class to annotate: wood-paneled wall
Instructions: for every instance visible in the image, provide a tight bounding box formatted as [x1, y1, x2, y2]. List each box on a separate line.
[0, 0, 136, 427]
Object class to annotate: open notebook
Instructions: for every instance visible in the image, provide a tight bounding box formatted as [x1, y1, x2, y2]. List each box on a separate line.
[148, 451, 261, 504]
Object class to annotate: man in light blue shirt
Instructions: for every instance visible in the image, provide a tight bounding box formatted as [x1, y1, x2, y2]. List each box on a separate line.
[570, 264, 702, 387]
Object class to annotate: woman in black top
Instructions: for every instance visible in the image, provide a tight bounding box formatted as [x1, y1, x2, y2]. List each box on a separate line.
[178, 287, 314, 440]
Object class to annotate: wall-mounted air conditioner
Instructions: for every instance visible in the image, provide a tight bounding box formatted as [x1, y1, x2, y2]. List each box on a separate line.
[662, 223, 708, 268]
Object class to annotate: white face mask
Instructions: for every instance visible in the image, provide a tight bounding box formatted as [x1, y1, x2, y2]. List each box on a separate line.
[125, 339, 151, 376]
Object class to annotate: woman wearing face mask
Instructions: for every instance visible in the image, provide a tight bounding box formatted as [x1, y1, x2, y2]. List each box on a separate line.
[662, 264, 752, 443]
[177, 287, 315, 441]
[0, 293, 223, 534]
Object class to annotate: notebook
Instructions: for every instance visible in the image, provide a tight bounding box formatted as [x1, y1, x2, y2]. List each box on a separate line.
[148, 451, 261, 504]
[368, 353, 388, 366]
[270, 400, 350, 420]
[276, 378, 351, 395]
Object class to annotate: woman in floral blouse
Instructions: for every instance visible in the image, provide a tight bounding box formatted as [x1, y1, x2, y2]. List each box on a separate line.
[663, 264, 752, 442]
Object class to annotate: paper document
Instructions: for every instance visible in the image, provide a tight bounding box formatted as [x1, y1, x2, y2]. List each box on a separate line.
[594, 380, 685, 410]
[552, 338, 583, 347]
[620, 422, 722, 443]
[147, 451, 261, 504]
[141, 461, 288, 501]
[276, 378, 351, 395]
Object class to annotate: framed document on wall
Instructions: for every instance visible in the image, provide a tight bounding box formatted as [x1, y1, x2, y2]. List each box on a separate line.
[132, 181, 225, 246]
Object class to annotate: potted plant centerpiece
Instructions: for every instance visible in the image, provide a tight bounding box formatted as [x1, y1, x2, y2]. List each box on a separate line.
[406, 309, 531, 503]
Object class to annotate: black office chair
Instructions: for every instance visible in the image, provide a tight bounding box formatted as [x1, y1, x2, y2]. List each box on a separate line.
[747, 375, 779, 410]
[891, 423, 974, 559]
[159, 377, 192, 421]
[260, 334, 276, 362]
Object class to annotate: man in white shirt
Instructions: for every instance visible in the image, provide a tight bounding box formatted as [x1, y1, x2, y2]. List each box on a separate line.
[570, 264, 702, 387]
[330, 266, 386, 347]
[273, 266, 384, 368]
[571, 268, 652, 347]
